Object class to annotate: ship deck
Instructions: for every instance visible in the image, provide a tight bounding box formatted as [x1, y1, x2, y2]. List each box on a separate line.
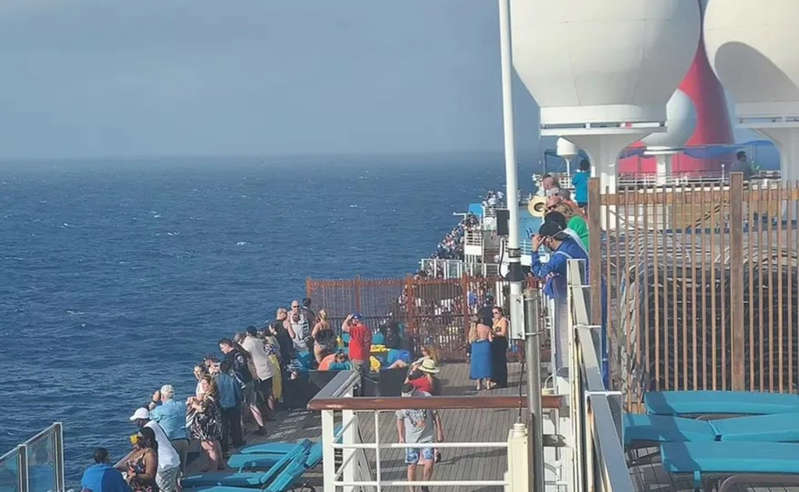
[186, 362, 525, 491]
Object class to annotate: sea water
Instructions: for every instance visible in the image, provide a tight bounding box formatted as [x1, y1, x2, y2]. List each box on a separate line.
[0, 154, 503, 482]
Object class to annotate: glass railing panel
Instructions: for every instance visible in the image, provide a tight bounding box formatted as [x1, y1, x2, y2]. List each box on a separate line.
[0, 448, 20, 492]
[25, 431, 57, 492]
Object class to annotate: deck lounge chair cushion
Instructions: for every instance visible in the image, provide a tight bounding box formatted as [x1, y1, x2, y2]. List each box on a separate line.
[239, 442, 299, 454]
[644, 391, 799, 416]
[709, 412, 799, 442]
[264, 458, 309, 492]
[623, 414, 716, 447]
[226, 452, 282, 470]
[227, 442, 323, 471]
[182, 439, 311, 488]
[661, 441, 799, 475]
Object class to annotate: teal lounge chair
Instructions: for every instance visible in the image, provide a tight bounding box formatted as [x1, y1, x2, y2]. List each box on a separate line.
[238, 425, 341, 456]
[185, 451, 315, 492]
[239, 442, 300, 454]
[226, 441, 323, 471]
[182, 439, 311, 488]
[661, 441, 799, 490]
[644, 391, 799, 416]
[624, 412, 799, 448]
[623, 413, 716, 447]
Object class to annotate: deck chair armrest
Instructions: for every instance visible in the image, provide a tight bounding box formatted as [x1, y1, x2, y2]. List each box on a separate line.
[719, 474, 799, 492]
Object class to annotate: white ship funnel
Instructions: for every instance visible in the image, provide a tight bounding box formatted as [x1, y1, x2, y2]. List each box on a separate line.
[511, 0, 700, 190]
[704, 0, 799, 182]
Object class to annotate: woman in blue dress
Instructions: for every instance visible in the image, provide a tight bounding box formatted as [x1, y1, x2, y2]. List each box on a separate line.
[469, 315, 493, 390]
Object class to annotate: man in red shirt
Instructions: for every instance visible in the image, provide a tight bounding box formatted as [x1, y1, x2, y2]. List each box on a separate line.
[342, 312, 372, 373]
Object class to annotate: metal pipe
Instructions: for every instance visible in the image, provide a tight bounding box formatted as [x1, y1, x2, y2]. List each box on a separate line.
[524, 288, 545, 492]
[498, 0, 525, 339]
[498, 0, 519, 254]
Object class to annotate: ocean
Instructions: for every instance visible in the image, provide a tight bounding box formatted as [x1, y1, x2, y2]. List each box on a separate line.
[0, 154, 504, 483]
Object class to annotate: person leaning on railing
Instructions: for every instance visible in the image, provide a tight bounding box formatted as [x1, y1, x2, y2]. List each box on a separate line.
[147, 385, 189, 472]
[531, 219, 589, 373]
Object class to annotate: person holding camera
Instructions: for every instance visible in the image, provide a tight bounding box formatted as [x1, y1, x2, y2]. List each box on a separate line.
[342, 313, 372, 374]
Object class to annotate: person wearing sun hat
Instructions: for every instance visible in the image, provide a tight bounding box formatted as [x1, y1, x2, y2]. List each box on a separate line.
[531, 217, 589, 374]
[406, 358, 440, 395]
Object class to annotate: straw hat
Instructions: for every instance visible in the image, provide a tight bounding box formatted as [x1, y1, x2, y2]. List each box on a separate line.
[418, 358, 440, 374]
[528, 196, 547, 218]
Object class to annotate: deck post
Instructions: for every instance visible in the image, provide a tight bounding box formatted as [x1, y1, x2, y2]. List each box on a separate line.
[321, 410, 335, 491]
[354, 276, 362, 314]
[17, 444, 28, 492]
[588, 178, 602, 326]
[730, 173, 745, 390]
[54, 423, 65, 492]
[524, 288, 544, 492]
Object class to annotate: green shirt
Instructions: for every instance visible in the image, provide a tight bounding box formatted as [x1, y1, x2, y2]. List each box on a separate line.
[568, 216, 590, 251]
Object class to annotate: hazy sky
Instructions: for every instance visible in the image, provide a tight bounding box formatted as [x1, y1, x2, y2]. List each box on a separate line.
[0, 1, 541, 159]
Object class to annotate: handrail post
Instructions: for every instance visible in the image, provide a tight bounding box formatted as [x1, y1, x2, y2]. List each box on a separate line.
[354, 275, 362, 314]
[17, 444, 28, 492]
[588, 177, 603, 326]
[524, 288, 544, 492]
[730, 172, 745, 390]
[322, 410, 335, 492]
[54, 423, 65, 492]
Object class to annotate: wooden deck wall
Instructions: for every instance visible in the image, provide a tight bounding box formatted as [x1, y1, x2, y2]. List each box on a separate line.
[589, 175, 799, 406]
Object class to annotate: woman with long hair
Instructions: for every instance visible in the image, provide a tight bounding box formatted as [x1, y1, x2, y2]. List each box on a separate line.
[187, 375, 224, 471]
[311, 309, 335, 364]
[470, 315, 493, 391]
[491, 306, 509, 388]
[126, 427, 158, 492]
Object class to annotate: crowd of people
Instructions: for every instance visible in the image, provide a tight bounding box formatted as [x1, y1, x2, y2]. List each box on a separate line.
[431, 212, 478, 261]
[481, 189, 504, 210]
[78, 295, 460, 492]
[75, 174, 594, 492]
[78, 298, 397, 491]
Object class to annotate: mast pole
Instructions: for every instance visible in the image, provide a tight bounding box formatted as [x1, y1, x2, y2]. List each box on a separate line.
[498, 0, 524, 333]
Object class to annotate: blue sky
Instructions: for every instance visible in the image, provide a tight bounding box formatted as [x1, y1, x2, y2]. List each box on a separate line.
[0, 1, 541, 159]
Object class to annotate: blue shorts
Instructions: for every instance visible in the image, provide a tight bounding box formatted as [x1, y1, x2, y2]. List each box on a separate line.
[405, 446, 434, 465]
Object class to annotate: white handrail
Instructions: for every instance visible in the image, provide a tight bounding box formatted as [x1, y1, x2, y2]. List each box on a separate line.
[567, 259, 634, 492]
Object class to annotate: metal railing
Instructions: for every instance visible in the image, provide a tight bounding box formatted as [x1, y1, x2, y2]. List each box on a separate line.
[463, 228, 483, 248]
[567, 260, 634, 492]
[0, 423, 65, 492]
[308, 371, 565, 490]
[418, 258, 499, 279]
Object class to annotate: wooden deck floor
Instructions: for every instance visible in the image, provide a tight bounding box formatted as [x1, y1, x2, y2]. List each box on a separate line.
[187, 362, 526, 491]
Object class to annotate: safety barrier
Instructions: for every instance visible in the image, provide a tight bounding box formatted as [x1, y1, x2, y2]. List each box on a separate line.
[567, 260, 634, 492]
[0, 423, 65, 492]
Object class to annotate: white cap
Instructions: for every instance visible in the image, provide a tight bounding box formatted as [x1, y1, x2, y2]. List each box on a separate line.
[129, 408, 150, 421]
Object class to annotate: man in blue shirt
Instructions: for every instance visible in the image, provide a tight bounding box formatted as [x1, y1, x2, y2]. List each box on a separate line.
[212, 360, 244, 454]
[80, 448, 130, 492]
[571, 158, 590, 209]
[531, 219, 589, 373]
[148, 385, 188, 471]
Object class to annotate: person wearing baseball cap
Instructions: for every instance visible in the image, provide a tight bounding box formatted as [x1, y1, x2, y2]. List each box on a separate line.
[126, 407, 181, 492]
[531, 216, 589, 374]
